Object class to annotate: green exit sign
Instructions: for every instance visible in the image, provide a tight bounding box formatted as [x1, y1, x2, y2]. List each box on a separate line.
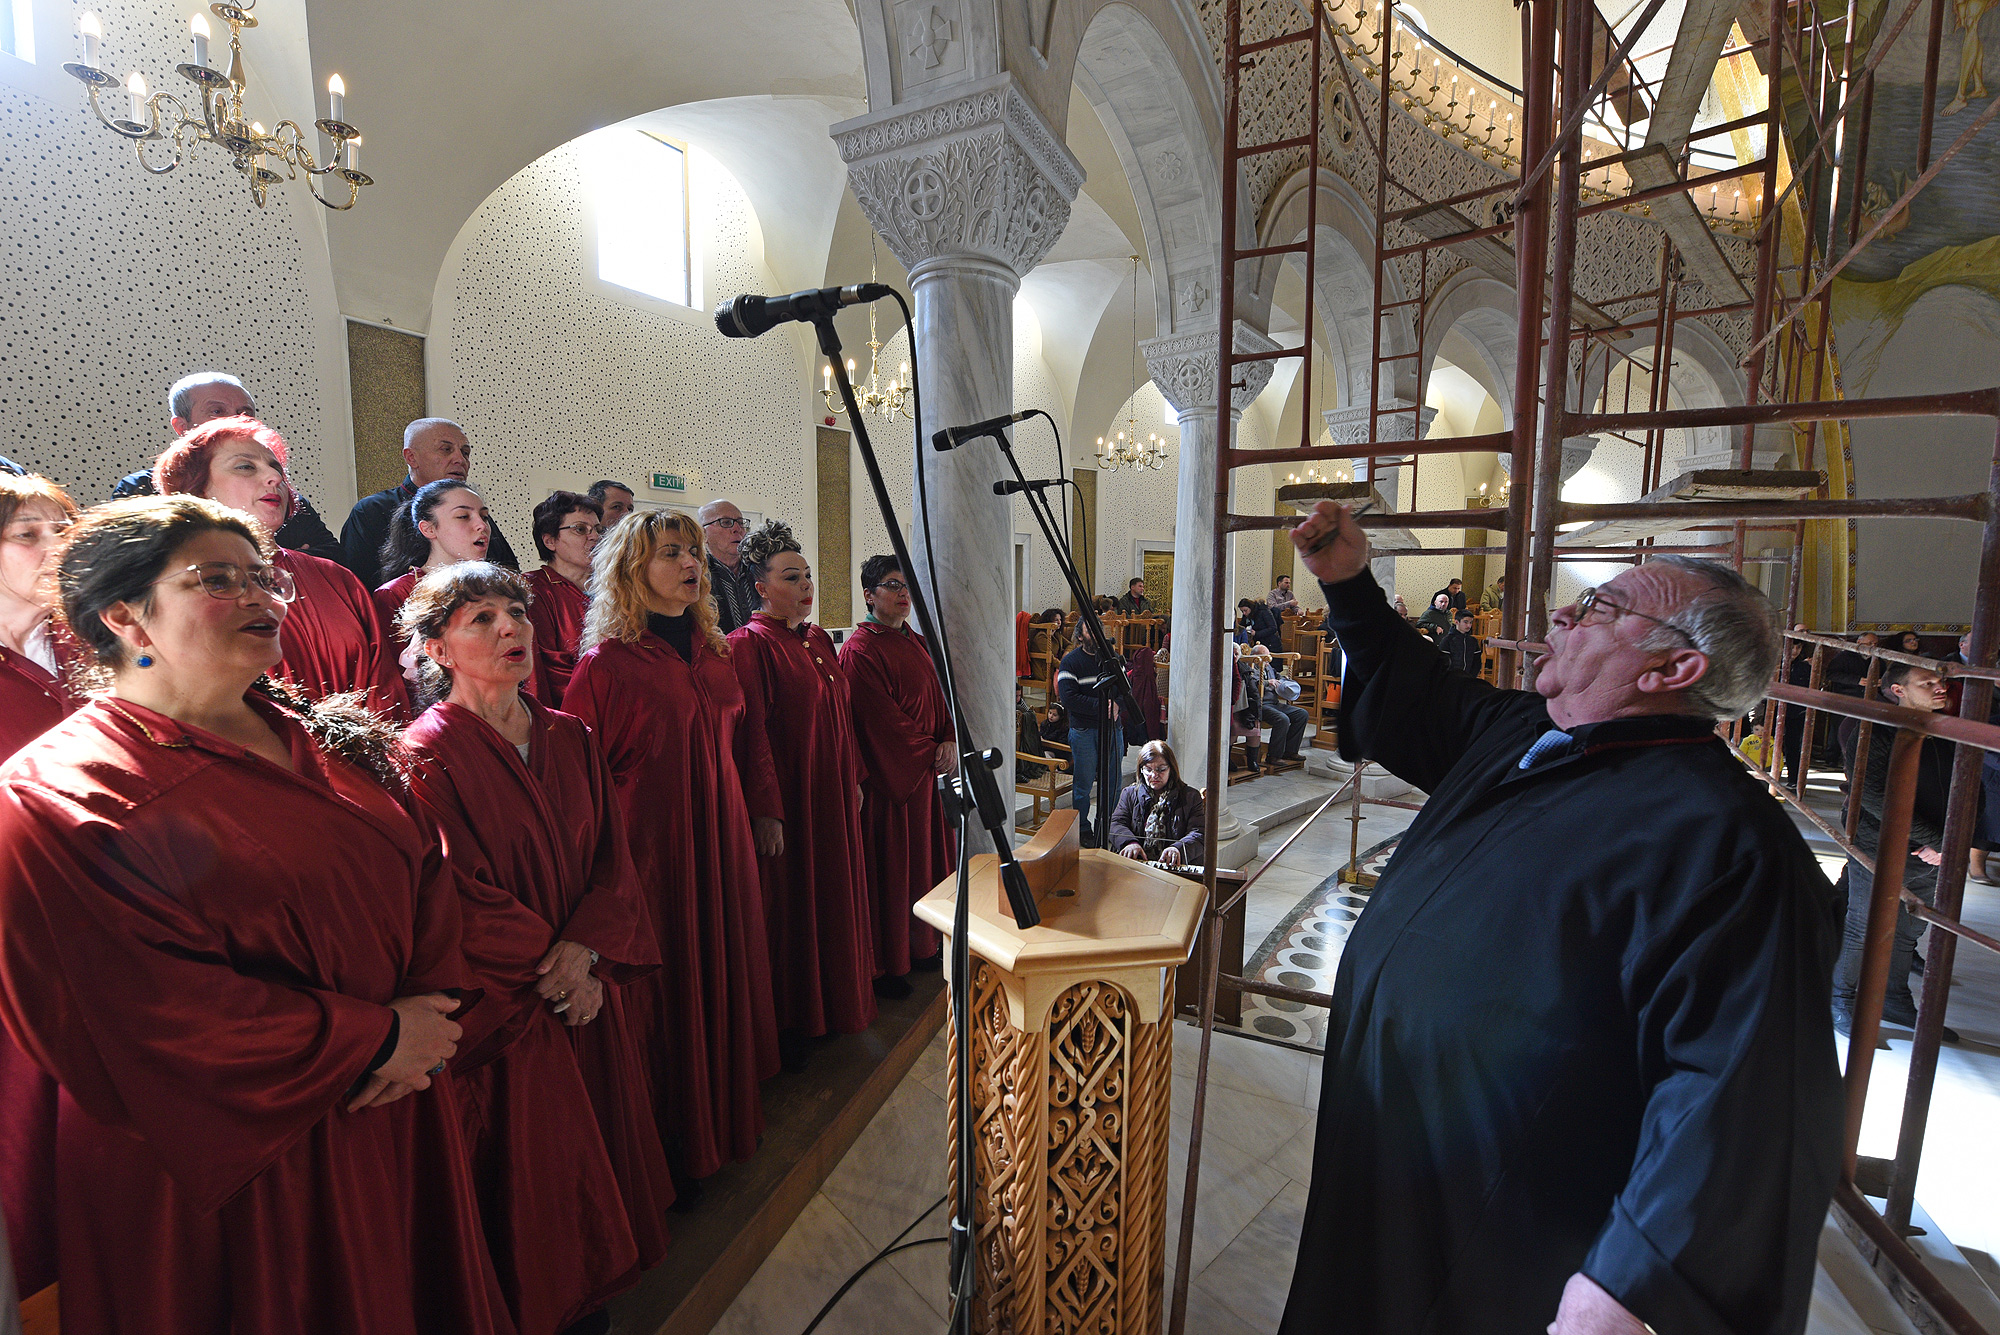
[651, 472, 687, 493]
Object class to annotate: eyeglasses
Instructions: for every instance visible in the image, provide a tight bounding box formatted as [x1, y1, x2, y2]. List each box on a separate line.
[1140, 762, 1171, 776]
[164, 560, 297, 604]
[703, 517, 749, 532]
[559, 523, 605, 538]
[1571, 587, 1695, 647]
[872, 579, 910, 594]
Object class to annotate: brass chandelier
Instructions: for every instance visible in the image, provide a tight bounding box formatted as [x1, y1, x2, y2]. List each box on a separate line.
[1096, 257, 1170, 473]
[821, 236, 913, 422]
[65, 3, 372, 210]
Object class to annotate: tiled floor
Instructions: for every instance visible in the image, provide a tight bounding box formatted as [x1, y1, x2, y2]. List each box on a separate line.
[716, 764, 2000, 1334]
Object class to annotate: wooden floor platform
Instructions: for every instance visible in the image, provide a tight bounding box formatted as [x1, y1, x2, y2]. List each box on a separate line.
[608, 974, 948, 1335]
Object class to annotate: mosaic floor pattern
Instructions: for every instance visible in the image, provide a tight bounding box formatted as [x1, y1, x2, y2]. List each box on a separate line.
[1234, 835, 1399, 1047]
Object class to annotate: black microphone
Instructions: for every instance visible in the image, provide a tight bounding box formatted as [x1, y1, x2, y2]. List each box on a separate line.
[714, 284, 893, 339]
[994, 478, 1063, 495]
[931, 409, 1038, 452]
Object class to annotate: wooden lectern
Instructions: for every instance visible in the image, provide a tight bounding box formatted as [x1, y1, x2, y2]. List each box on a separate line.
[914, 810, 1206, 1335]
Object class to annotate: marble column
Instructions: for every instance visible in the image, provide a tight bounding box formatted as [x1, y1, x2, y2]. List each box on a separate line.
[834, 76, 1082, 808]
[1143, 323, 1276, 869]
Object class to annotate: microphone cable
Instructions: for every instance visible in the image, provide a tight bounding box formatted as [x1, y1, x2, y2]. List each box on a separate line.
[796, 1193, 949, 1335]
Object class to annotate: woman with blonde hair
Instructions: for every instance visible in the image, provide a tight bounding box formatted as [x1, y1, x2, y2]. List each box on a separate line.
[562, 509, 781, 1192]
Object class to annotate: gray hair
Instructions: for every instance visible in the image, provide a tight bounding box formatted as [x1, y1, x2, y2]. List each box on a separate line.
[1638, 555, 1782, 719]
[167, 372, 252, 421]
[403, 416, 462, 451]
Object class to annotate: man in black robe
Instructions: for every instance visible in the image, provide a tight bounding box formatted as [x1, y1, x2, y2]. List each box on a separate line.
[1279, 501, 1842, 1335]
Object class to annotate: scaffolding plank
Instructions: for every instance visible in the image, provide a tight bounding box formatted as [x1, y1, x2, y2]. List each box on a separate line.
[1562, 468, 1825, 546]
[1622, 145, 1753, 301]
[1271, 481, 1423, 550]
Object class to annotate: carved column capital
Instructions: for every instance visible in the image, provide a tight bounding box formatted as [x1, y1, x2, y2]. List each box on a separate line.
[1140, 322, 1279, 419]
[1320, 399, 1438, 446]
[832, 73, 1083, 279]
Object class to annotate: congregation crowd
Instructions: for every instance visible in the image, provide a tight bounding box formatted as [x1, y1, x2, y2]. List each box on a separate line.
[0, 373, 962, 1334]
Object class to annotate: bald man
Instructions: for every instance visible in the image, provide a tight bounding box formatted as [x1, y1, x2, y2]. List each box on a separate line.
[339, 417, 518, 587]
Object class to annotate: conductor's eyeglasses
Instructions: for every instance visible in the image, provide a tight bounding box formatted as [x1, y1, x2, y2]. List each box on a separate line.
[1572, 587, 1695, 647]
[166, 560, 297, 604]
[873, 579, 910, 594]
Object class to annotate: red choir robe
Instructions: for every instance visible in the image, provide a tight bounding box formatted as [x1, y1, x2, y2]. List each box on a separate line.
[0, 697, 511, 1335]
[525, 566, 590, 707]
[838, 619, 956, 973]
[274, 548, 409, 720]
[0, 639, 76, 1298]
[564, 630, 782, 1179]
[372, 567, 420, 634]
[404, 697, 675, 1272]
[728, 613, 877, 1036]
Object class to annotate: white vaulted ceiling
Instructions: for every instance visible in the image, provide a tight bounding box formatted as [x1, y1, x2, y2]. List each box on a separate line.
[305, 0, 865, 331]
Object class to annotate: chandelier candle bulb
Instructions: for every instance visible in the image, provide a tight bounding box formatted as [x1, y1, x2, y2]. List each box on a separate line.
[189, 13, 208, 69]
[125, 71, 147, 127]
[346, 137, 358, 171]
[327, 73, 344, 125]
[80, 12, 101, 68]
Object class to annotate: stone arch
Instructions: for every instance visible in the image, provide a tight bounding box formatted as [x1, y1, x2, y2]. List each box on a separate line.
[1421, 269, 1518, 425]
[1249, 167, 1413, 412]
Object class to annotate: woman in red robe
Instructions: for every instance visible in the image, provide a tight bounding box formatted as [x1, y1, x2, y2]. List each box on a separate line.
[154, 417, 408, 719]
[401, 561, 675, 1290]
[0, 496, 508, 1334]
[524, 490, 602, 706]
[563, 509, 781, 1186]
[371, 479, 496, 633]
[838, 556, 956, 986]
[727, 521, 875, 1058]
[0, 472, 79, 1302]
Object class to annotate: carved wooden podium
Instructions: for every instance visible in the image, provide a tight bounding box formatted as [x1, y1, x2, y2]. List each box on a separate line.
[914, 810, 1206, 1335]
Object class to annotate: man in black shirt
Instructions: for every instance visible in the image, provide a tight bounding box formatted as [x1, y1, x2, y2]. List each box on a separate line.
[1280, 500, 1839, 1335]
[113, 372, 343, 561]
[698, 497, 755, 633]
[339, 417, 518, 588]
[1430, 577, 1467, 615]
[1114, 577, 1152, 615]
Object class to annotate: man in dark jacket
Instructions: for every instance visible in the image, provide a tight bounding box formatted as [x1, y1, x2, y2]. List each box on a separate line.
[1832, 662, 1958, 1040]
[1431, 577, 1467, 615]
[1280, 501, 1841, 1335]
[339, 417, 518, 587]
[1056, 641, 1126, 843]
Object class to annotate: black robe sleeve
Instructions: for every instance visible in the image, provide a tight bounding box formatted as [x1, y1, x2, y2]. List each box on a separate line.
[1582, 847, 1843, 1334]
[275, 494, 345, 564]
[1321, 569, 1534, 793]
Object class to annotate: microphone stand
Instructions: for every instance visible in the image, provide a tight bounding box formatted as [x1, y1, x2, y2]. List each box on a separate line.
[810, 310, 1034, 1335]
[987, 427, 1143, 850]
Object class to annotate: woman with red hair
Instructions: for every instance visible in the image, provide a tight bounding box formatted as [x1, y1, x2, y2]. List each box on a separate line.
[154, 417, 407, 719]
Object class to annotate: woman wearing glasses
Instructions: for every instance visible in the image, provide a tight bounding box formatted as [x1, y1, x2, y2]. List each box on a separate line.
[1108, 740, 1205, 867]
[526, 491, 604, 706]
[563, 510, 781, 1189]
[154, 417, 408, 718]
[728, 522, 874, 1056]
[838, 556, 954, 992]
[0, 471, 79, 1307]
[0, 496, 507, 1334]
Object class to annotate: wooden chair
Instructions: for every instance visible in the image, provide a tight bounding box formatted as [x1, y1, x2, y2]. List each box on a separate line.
[1025, 623, 1059, 685]
[1312, 631, 1341, 750]
[20, 1282, 57, 1335]
[1017, 740, 1073, 832]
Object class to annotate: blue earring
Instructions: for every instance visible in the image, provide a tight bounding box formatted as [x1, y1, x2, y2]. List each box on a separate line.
[135, 653, 154, 668]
